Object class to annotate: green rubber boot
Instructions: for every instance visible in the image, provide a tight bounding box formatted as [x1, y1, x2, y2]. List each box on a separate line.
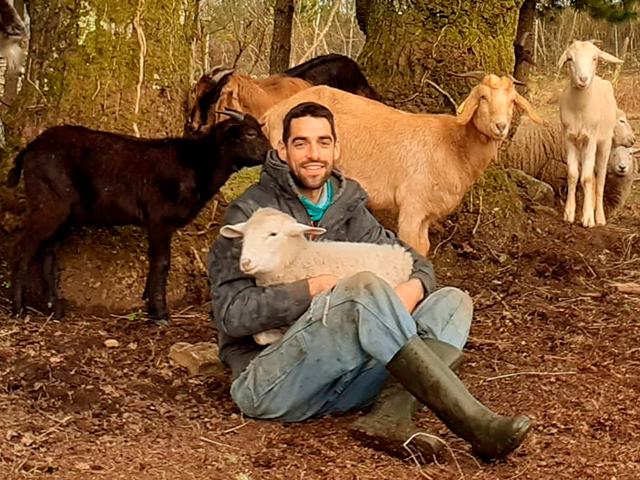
[349, 338, 466, 459]
[387, 335, 531, 460]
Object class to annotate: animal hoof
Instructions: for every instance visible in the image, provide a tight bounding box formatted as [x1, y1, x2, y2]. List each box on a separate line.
[150, 317, 171, 326]
[11, 306, 25, 318]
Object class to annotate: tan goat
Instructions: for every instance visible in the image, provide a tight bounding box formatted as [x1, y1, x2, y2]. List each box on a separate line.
[261, 76, 542, 255]
[212, 73, 312, 126]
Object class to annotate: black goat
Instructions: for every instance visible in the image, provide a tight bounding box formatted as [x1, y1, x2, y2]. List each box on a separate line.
[8, 111, 270, 324]
[187, 54, 380, 135]
[284, 53, 381, 101]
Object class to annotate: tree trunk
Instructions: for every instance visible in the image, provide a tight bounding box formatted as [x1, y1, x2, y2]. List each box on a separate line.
[3, 0, 25, 105]
[356, 0, 525, 113]
[514, 0, 537, 84]
[4, 0, 197, 152]
[269, 0, 294, 73]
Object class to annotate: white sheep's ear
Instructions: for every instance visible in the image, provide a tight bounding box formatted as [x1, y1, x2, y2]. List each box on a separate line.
[597, 49, 623, 64]
[284, 222, 327, 237]
[557, 49, 570, 70]
[219, 222, 247, 238]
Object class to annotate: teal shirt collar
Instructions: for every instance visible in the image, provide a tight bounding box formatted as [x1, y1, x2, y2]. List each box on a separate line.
[298, 181, 333, 222]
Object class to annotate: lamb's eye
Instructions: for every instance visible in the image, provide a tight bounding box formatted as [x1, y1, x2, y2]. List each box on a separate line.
[269, 232, 278, 237]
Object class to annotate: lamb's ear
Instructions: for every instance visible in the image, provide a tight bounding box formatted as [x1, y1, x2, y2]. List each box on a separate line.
[597, 48, 623, 64]
[557, 48, 570, 70]
[219, 222, 247, 238]
[514, 93, 543, 125]
[285, 222, 327, 237]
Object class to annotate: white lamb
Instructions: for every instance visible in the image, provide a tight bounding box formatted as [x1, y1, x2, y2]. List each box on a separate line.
[218, 207, 413, 345]
[558, 40, 624, 227]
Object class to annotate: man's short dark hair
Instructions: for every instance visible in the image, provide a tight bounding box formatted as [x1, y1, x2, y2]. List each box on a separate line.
[282, 102, 337, 143]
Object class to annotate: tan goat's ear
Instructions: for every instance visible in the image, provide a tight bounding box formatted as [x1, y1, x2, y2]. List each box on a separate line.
[455, 89, 481, 126]
[219, 223, 247, 239]
[514, 93, 543, 125]
[597, 49, 623, 64]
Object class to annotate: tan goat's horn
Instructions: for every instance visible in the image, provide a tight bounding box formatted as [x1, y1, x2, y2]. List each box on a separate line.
[507, 73, 527, 86]
[215, 109, 246, 122]
[451, 71, 487, 82]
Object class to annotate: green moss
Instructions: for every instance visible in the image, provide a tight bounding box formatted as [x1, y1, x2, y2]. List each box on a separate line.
[219, 166, 263, 203]
[358, 0, 525, 112]
[9, 0, 196, 138]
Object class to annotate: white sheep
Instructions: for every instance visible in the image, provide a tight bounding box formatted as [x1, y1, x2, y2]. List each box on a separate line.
[219, 207, 413, 345]
[605, 146, 638, 218]
[501, 108, 635, 215]
[558, 40, 624, 227]
[260, 75, 542, 256]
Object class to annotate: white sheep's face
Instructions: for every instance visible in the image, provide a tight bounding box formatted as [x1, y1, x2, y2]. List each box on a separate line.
[608, 146, 636, 177]
[558, 41, 623, 90]
[218, 208, 326, 276]
[614, 109, 636, 148]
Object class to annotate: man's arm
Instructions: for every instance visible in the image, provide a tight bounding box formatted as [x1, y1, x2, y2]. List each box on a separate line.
[208, 203, 313, 338]
[349, 205, 437, 297]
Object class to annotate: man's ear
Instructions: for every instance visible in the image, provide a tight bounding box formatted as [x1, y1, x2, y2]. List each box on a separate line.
[277, 139, 287, 162]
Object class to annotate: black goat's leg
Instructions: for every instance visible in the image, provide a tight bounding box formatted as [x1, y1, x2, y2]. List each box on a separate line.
[41, 241, 64, 319]
[142, 275, 150, 301]
[146, 225, 173, 325]
[13, 209, 66, 318]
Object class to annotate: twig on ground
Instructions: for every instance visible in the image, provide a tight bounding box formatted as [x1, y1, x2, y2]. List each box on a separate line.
[482, 371, 577, 382]
[200, 436, 240, 449]
[432, 225, 458, 256]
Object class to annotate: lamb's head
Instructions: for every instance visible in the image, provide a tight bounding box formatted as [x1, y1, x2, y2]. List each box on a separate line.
[219, 208, 326, 276]
[558, 40, 623, 90]
[608, 146, 638, 177]
[614, 108, 635, 148]
[456, 74, 542, 141]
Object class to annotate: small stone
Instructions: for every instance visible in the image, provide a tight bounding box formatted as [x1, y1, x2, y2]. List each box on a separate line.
[104, 339, 120, 348]
[169, 342, 226, 378]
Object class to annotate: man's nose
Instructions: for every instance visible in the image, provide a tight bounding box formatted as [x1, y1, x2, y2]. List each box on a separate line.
[308, 142, 320, 159]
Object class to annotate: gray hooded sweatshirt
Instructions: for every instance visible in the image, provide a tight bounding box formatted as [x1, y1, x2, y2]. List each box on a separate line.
[208, 150, 437, 379]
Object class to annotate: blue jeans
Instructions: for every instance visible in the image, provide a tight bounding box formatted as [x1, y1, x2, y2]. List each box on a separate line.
[230, 272, 473, 422]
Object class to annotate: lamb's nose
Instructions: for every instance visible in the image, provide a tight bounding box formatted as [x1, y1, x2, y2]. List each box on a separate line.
[495, 122, 507, 133]
[619, 165, 629, 174]
[240, 258, 253, 271]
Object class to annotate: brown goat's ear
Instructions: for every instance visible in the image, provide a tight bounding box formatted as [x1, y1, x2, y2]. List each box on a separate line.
[455, 88, 481, 126]
[514, 93, 543, 125]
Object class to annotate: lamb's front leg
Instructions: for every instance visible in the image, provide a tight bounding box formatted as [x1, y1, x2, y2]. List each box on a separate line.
[564, 141, 580, 224]
[594, 138, 612, 226]
[579, 140, 598, 228]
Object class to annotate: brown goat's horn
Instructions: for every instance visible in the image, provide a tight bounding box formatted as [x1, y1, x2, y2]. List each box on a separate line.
[507, 73, 527, 86]
[519, 31, 531, 46]
[215, 110, 246, 122]
[451, 71, 487, 82]
[208, 68, 234, 83]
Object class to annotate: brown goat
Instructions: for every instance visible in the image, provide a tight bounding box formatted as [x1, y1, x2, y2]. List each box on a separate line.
[212, 74, 312, 125]
[261, 76, 542, 256]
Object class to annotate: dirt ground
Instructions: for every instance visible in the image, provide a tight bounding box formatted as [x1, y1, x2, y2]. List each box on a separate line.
[3, 82, 640, 479]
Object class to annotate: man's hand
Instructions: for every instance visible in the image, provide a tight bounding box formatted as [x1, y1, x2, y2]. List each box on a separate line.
[308, 274, 339, 297]
[394, 278, 425, 313]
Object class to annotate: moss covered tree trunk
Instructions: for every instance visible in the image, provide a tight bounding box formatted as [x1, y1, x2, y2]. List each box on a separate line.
[6, 0, 196, 151]
[356, 0, 524, 113]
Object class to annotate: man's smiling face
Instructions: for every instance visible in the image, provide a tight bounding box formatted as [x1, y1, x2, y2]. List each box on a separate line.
[277, 116, 340, 193]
